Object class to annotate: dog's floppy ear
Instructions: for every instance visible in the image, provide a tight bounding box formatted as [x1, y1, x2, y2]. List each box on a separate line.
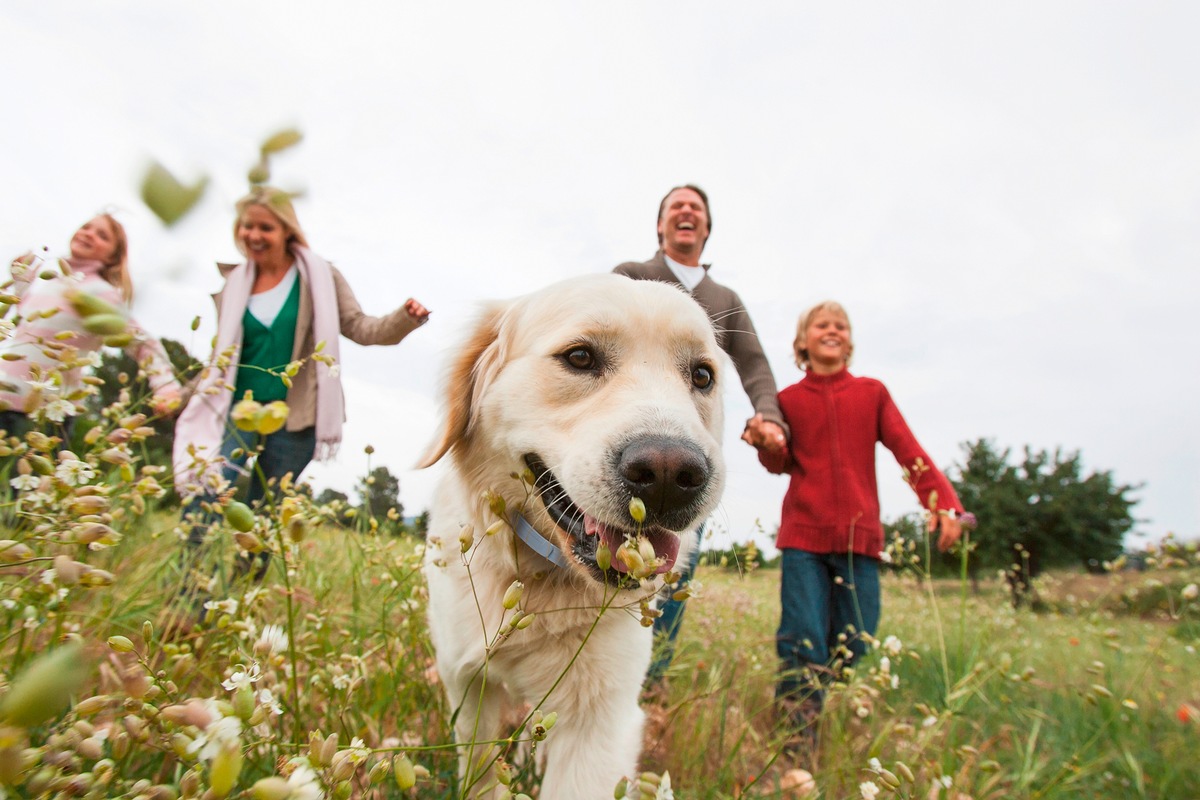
[418, 304, 507, 468]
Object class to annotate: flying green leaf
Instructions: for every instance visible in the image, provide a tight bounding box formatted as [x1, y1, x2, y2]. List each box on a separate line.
[139, 161, 208, 226]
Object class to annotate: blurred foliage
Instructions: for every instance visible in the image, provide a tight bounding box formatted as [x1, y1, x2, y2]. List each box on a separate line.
[947, 438, 1139, 605]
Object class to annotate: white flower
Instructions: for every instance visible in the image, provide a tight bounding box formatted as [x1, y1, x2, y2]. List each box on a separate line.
[331, 672, 352, 691]
[922, 715, 938, 728]
[656, 771, 673, 800]
[868, 757, 882, 771]
[54, 459, 95, 486]
[40, 568, 57, 586]
[257, 688, 283, 716]
[9, 474, 39, 492]
[188, 714, 242, 762]
[287, 760, 325, 800]
[222, 662, 262, 692]
[257, 624, 289, 655]
[203, 598, 239, 616]
[1182, 583, 1199, 601]
[860, 781, 880, 799]
[882, 635, 903, 657]
[327, 364, 341, 378]
[41, 398, 76, 423]
[346, 737, 370, 764]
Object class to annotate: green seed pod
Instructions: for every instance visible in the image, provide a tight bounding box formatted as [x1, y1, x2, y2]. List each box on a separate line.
[628, 497, 646, 524]
[250, 777, 292, 800]
[107, 636, 135, 654]
[0, 641, 91, 728]
[502, 580, 524, 610]
[81, 314, 129, 336]
[225, 502, 255, 532]
[260, 128, 303, 155]
[209, 744, 243, 798]
[233, 685, 255, 722]
[368, 758, 390, 785]
[103, 333, 134, 348]
[63, 288, 123, 319]
[0, 540, 34, 563]
[596, 543, 611, 572]
[393, 754, 416, 790]
[28, 454, 55, 476]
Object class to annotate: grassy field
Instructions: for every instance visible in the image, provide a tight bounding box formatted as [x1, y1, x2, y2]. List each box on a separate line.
[2, 489, 1198, 799]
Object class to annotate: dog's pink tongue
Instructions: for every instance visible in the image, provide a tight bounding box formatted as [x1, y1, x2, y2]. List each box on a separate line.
[585, 516, 678, 575]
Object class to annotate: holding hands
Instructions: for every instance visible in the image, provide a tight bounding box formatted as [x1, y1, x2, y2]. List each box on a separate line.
[741, 412, 788, 456]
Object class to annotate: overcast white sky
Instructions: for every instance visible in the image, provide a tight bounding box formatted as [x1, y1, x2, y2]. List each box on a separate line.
[3, 2, 1196, 552]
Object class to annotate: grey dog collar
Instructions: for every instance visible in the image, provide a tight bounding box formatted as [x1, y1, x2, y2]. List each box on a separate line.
[511, 513, 571, 569]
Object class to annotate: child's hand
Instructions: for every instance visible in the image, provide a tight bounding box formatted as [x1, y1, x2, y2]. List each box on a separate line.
[928, 511, 963, 552]
[741, 413, 788, 455]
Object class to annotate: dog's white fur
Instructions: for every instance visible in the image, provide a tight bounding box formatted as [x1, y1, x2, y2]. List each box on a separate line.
[420, 274, 726, 799]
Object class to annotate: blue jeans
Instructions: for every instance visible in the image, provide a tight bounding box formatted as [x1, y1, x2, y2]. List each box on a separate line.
[646, 522, 705, 683]
[776, 549, 881, 701]
[183, 423, 316, 578]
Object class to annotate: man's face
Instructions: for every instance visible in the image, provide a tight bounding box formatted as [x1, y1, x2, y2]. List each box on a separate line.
[657, 188, 710, 255]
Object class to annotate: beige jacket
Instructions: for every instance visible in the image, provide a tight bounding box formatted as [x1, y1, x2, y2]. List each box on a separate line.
[213, 263, 425, 431]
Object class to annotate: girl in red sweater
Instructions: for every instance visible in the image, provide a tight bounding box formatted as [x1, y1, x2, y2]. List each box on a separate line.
[759, 301, 963, 758]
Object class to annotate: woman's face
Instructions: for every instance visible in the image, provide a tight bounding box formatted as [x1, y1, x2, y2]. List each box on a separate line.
[237, 204, 290, 263]
[70, 217, 119, 264]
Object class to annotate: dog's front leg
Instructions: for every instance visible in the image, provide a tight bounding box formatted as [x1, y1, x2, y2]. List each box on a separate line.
[536, 696, 645, 800]
[449, 670, 517, 799]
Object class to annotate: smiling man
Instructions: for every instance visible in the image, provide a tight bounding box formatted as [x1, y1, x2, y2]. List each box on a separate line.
[614, 183, 790, 688]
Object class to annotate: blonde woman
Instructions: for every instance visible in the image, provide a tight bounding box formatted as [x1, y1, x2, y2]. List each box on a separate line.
[173, 187, 430, 578]
[1, 214, 181, 438]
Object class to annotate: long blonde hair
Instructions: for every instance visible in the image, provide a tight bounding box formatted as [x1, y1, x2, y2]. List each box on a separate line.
[94, 213, 133, 302]
[232, 187, 309, 256]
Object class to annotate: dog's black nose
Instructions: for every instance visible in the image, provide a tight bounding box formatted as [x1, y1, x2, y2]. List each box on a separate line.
[617, 435, 710, 518]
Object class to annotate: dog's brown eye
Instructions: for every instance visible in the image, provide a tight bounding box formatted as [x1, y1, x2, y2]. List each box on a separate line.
[691, 364, 714, 390]
[563, 347, 597, 371]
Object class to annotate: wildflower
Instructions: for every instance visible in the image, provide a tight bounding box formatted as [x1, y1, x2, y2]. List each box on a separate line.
[258, 688, 283, 716]
[54, 459, 95, 486]
[332, 673, 353, 691]
[204, 598, 239, 616]
[222, 663, 262, 692]
[860, 781, 880, 799]
[287, 759, 324, 800]
[42, 398, 76, 422]
[188, 713, 243, 763]
[1182, 583, 1199, 601]
[9, 474, 39, 492]
[256, 624, 289, 656]
[346, 736, 370, 764]
[882, 635, 902, 657]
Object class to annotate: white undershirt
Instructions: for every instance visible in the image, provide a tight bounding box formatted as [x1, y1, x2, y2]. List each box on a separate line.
[663, 253, 706, 292]
[247, 266, 298, 327]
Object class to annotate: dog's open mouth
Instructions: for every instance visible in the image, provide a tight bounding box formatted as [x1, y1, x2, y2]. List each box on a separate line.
[523, 454, 680, 579]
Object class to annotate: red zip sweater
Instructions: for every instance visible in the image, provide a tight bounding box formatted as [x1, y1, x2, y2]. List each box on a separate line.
[759, 368, 963, 558]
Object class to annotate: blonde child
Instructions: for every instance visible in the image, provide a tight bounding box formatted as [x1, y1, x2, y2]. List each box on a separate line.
[759, 301, 963, 760]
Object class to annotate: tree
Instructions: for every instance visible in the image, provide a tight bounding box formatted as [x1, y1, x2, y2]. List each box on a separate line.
[948, 439, 1139, 606]
[355, 465, 403, 533]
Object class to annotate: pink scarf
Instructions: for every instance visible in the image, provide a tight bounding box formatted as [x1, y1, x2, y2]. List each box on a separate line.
[172, 246, 343, 498]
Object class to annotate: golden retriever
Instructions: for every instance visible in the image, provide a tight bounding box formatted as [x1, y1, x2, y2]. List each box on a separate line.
[419, 273, 726, 798]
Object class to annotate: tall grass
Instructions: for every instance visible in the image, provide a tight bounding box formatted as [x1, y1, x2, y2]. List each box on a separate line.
[1, 419, 1197, 798]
